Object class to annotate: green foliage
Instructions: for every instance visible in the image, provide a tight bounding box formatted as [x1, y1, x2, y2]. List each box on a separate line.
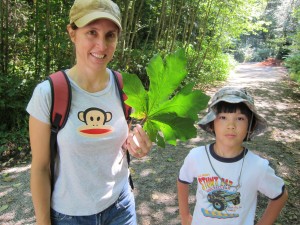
[0, 70, 32, 155]
[1, 0, 284, 154]
[112, 47, 154, 89]
[283, 7, 300, 84]
[237, 0, 298, 62]
[234, 45, 274, 63]
[290, 71, 300, 84]
[0, 125, 29, 154]
[284, 53, 300, 83]
[122, 49, 210, 148]
[186, 45, 235, 87]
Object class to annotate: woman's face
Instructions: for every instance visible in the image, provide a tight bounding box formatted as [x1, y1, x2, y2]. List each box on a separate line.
[68, 19, 119, 71]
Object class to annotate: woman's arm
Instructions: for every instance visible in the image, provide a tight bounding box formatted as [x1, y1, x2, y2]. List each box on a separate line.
[256, 189, 288, 225]
[177, 180, 193, 225]
[29, 116, 52, 225]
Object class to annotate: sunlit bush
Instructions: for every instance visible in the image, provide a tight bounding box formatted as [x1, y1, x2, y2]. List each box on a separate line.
[284, 53, 300, 83]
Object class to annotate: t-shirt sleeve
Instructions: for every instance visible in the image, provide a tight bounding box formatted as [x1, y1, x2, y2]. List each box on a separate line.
[258, 160, 285, 200]
[178, 149, 197, 184]
[26, 80, 52, 125]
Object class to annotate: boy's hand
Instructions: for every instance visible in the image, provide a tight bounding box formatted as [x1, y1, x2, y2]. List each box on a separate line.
[255, 189, 288, 225]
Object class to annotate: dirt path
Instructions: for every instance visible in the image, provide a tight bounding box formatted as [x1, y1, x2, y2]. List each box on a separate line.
[1, 63, 299, 225]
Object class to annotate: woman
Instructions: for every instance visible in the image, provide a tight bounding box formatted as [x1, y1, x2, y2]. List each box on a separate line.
[27, 0, 152, 224]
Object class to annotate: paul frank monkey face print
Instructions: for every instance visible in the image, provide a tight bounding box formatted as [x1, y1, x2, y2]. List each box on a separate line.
[77, 107, 113, 137]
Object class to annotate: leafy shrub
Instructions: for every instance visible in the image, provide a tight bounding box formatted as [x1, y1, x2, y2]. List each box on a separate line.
[112, 47, 154, 89]
[0, 126, 29, 154]
[186, 49, 236, 88]
[252, 48, 274, 62]
[234, 45, 275, 63]
[284, 53, 300, 83]
[234, 49, 245, 62]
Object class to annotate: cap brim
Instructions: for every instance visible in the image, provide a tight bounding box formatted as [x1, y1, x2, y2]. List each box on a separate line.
[74, 11, 122, 31]
[198, 110, 216, 136]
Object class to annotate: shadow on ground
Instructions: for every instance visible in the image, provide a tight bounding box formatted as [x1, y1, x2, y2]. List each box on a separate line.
[0, 165, 35, 225]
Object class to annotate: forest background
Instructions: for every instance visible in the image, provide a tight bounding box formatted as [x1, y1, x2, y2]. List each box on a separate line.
[0, 0, 299, 160]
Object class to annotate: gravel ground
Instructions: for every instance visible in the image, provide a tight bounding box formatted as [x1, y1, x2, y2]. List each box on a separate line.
[1, 63, 299, 225]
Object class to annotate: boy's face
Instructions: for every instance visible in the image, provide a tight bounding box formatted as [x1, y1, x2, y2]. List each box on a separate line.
[213, 109, 248, 148]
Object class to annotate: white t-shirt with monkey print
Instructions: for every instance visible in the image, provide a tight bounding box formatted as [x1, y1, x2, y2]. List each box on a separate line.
[178, 144, 285, 225]
[26, 69, 129, 216]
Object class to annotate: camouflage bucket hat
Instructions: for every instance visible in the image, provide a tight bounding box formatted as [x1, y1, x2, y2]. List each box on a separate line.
[198, 86, 268, 139]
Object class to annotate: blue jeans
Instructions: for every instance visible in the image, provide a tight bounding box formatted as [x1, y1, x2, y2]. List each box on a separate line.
[51, 184, 137, 225]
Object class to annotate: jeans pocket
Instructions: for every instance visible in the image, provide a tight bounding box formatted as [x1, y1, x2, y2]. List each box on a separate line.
[51, 208, 73, 222]
[115, 185, 134, 210]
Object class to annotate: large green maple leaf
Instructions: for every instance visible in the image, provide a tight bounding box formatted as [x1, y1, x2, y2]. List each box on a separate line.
[122, 49, 210, 148]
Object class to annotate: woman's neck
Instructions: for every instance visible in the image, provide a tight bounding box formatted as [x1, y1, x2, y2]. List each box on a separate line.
[69, 65, 110, 92]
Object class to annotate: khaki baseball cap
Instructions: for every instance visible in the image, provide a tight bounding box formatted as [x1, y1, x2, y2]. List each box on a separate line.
[198, 86, 268, 139]
[69, 0, 122, 30]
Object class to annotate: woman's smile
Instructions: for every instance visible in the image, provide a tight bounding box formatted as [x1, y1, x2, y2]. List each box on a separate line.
[90, 52, 106, 59]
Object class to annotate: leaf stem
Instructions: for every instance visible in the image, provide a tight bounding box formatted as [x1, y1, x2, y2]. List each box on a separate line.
[140, 117, 147, 126]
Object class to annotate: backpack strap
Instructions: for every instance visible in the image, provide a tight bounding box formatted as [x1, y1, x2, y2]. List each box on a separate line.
[112, 70, 132, 123]
[47, 71, 72, 194]
[112, 70, 134, 189]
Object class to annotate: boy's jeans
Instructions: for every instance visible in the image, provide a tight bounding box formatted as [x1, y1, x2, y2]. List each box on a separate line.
[51, 183, 137, 225]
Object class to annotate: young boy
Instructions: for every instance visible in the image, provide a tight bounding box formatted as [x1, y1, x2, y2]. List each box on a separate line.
[177, 87, 288, 225]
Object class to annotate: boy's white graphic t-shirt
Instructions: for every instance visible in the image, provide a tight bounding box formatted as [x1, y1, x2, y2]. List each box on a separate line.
[178, 144, 285, 225]
[26, 69, 129, 215]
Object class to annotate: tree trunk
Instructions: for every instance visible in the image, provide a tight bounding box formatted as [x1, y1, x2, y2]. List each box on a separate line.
[128, 0, 145, 50]
[0, 0, 5, 74]
[154, 0, 167, 49]
[170, 0, 184, 52]
[124, 0, 136, 66]
[34, 0, 39, 77]
[3, 0, 9, 75]
[184, 0, 202, 49]
[163, 0, 174, 50]
[45, 0, 50, 75]
[121, 0, 130, 60]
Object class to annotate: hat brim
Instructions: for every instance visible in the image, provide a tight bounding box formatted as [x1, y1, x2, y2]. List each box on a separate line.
[198, 96, 267, 140]
[74, 11, 122, 31]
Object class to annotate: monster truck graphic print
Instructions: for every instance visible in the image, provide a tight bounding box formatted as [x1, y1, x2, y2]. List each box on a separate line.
[207, 190, 241, 211]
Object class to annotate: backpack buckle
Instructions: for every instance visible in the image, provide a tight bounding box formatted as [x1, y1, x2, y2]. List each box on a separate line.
[51, 124, 60, 134]
[51, 113, 62, 134]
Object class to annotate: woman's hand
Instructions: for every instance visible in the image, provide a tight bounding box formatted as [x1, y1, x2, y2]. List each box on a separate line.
[126, 124, 152, 158]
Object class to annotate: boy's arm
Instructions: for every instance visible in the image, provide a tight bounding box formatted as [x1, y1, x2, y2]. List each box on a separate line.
[256, 189, 288, 225]
[177, 180, 193, 225]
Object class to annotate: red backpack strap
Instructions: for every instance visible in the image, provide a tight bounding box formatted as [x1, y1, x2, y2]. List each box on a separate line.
[112, 70, 132, 122]
[48, 71, 72, 130]
[47, 71, 71, 195]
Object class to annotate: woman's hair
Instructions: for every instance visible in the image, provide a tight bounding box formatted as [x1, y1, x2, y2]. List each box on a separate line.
[210, 101, 256, 133]
[70, 23, 78, 30]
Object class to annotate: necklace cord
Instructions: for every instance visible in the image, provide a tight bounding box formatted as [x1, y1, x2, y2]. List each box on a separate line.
[205, 145, 246, 191]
